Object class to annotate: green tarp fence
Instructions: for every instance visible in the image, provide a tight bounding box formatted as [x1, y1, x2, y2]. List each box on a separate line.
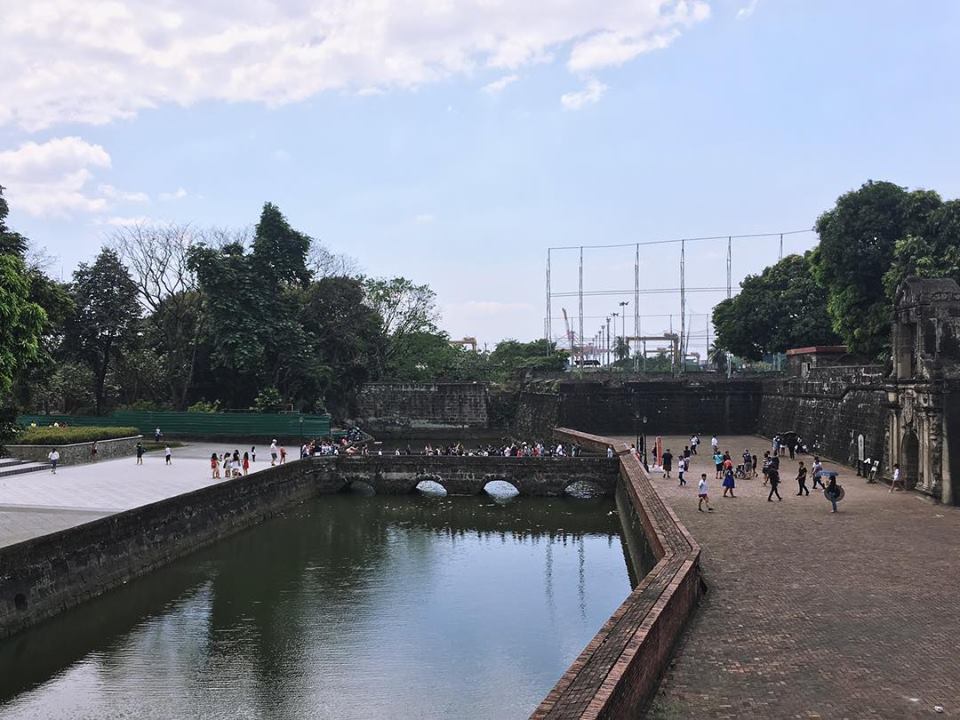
[17, 410, 332, 440]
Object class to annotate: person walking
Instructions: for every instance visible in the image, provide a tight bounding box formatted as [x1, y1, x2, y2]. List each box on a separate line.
[678, 456, 687, 486]
[242, 451, 250, 475]
[711, 435, 719, 454]
[826, 474, 842, 513]
[251, 446, 256, 463]
[890, 463, 906, 492]
[767, 466, 782, 501]
[279, 446, 287, 465]
[722, 467, 736, 498]
[713, 450, 724, 480]
[48, 448, 60, 474]
[154, 427, 161, 443]
[689, 435, 698, 455]
[811, 457, 825, 489]
[135, 441, 144, 465]
[270, 439, 278, 466]
[662, 448, 673, 479]
[164, 446, 172, 465]
[796, 461, 809, 496]
[698, 473, 713, 512]
[211, 453, 220, 479]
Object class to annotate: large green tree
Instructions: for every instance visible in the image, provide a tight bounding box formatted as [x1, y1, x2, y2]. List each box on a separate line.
[65, 248, 141, 414]
[883, 199, 960, 297]
[0, 187, 46, 400]
[813, 181, 941, 357]
[363, 276, 440, 376]
[712, 253, 839, 360]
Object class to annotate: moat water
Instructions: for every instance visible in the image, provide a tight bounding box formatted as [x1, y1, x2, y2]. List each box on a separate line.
[0, 494, 633, 719]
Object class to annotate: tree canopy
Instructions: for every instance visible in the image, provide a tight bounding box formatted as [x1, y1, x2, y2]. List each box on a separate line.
[712, 253, 839, 360]
[813, 180, 943, 357]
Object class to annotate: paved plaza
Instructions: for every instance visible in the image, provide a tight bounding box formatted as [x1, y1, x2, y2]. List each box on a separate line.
[0, 443, 290, 548]
[615, 435, 960, 719]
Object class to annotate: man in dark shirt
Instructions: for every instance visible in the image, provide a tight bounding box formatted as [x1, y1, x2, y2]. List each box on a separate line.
[662, 449, 674, 479]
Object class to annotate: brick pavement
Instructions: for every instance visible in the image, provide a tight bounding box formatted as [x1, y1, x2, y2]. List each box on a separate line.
[614, 435, 960, 719]
[0, 443, 289, 548]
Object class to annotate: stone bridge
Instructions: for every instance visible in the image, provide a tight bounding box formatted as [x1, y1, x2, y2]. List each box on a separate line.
[310, 455, 620, 496]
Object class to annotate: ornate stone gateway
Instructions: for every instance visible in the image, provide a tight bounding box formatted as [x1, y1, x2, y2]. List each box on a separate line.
[887, 277, 960, 504]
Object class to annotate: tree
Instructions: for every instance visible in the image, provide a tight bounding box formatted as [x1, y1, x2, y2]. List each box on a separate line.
[813, 181, 941, 357]
[884, 200, 960, 297]
[712, 253, 839, 360]
[488, 339, 567, 378]
[65, 249, 141, 414]
[0, 188, 46, 401]
[111, 223, 204, 409]
[363, 277, 440, 375]
[297, 276, 385, 414]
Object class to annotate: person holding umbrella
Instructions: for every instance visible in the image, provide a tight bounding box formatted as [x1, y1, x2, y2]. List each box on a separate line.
[825, 472, 844, 513]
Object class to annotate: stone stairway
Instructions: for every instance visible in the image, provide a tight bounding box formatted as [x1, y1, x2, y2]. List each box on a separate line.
[0, 457, 49, 479]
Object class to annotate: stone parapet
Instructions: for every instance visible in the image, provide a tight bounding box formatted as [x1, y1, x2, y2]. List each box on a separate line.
[5, 436, 143, 466]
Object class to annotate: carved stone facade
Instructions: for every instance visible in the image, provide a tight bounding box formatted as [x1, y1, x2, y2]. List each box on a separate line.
[887, 277, 960, 504]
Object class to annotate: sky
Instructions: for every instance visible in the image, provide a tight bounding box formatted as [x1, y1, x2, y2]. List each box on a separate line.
[1, 0, 959, 356]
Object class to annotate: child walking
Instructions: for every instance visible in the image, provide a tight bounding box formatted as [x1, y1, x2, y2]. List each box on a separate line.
[698, 473, 713, 512]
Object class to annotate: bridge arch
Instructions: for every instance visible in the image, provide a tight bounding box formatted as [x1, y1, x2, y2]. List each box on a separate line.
[415, 476, 448, 496]
[563, 479, 607, 498]
[341, 478, 376, 495]
[482, 478, 520, 498]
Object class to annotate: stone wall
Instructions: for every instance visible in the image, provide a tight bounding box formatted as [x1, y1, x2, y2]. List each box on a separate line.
[516, 379, 763, 437]
[5, 436, 143, 465]
[757, 366, 888, 467]
[355, 382, 489, 435]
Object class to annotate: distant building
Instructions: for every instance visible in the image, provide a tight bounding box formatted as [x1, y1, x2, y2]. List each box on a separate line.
[785, 345, 850, 377]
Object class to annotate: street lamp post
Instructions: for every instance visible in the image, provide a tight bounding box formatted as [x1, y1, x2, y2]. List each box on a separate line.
[618, 300, 629, 363]
[606, 315, 612, 367]
[642, 415, 648, 470]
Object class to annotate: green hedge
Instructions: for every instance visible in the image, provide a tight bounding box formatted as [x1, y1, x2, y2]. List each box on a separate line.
[12, 426, 141, 445]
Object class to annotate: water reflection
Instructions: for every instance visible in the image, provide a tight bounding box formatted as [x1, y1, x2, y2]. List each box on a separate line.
[0, 495, 632, 720]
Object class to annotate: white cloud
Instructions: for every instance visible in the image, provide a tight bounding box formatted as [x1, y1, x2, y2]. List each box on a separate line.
[482, 74, 519, 94]
[99, 184, 149, 203]
[737, 0, 760, 19]
[0, 1, 711, 131]
[0, 137, 111, 216]
[414, 213, 436, 224]
[159, 187, 188, 201]
[561, 78, 608, 110]
[0, 136, 151, 217]
[99, 215, 151, 226]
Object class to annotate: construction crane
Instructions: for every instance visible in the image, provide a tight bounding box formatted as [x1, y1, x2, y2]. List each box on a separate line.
[562, 308, 583, 374]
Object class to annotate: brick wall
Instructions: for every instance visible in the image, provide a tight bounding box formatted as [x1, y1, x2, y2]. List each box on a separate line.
[533, 429, 703, 720]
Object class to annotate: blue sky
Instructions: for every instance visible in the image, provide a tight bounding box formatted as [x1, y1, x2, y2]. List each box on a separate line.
[1, 0, 958, 354]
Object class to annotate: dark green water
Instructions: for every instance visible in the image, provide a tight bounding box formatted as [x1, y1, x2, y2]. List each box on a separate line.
[0, 494, 633, 720]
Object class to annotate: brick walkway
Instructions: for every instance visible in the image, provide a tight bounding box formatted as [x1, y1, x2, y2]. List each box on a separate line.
[612, 434, 960, 719]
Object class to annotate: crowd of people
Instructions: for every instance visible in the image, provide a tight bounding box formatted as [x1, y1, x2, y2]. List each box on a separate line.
[645, 434, 844, 514]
